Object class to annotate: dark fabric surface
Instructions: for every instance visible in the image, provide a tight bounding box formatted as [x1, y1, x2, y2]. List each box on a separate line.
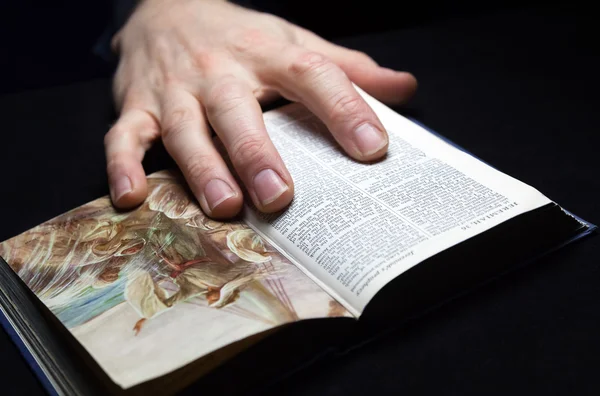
[0, 1, 112, 94]
[0, 3, 599, 395]
[0, 0, 574, 94]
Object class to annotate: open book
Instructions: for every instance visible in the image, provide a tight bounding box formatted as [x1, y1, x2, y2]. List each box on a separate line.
[0, 92, 594, 395]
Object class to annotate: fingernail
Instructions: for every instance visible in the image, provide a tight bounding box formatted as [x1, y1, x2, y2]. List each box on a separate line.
[204, 179, 237, 211]
[354, 123, 387, 156]
[113, 176, 132, 202]
[253, 169, 288, 206]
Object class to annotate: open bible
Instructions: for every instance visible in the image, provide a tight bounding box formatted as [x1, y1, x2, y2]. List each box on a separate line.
[0, 91, 594, 395]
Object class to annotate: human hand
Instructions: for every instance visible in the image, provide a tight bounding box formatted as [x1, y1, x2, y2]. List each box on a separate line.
[105, 0, 417, 218]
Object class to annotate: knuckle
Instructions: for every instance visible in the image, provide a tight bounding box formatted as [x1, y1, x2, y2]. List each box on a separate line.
[288, 51, 333, 78]
[329, 93, 365, 122]
[206, 80, 248, 117]
[190, 49, 221, 73]
[230, 135, 269, 169]
[230, 27, 274, 53]
[184, 151, 215, 182]
[162, 106, 195, 141]
[169, 105, 196, 126]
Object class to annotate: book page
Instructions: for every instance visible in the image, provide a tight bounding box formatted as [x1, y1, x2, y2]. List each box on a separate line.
[0, 171, 351, 389]
[244, 92, 551, 317]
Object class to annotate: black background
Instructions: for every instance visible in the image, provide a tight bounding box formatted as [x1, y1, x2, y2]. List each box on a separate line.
[1, 1, 599, 395]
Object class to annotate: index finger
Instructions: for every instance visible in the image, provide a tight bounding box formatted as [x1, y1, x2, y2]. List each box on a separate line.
[259, 45, 389, 162]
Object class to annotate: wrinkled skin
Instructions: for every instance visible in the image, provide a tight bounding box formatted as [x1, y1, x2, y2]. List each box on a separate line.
[106, 0, 417, 218]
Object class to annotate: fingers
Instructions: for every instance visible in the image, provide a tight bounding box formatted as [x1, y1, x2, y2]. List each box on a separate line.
[299, 29, 417, 105]
[336, 62, 418, 106]
[105, 108, 159, 208]
[201, 78, 294, 212]
[262, 45, 389, 161]
[160, 89, 244, 218]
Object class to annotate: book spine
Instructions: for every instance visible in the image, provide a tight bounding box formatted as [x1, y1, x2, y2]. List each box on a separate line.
[0, 306, 59, 396]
